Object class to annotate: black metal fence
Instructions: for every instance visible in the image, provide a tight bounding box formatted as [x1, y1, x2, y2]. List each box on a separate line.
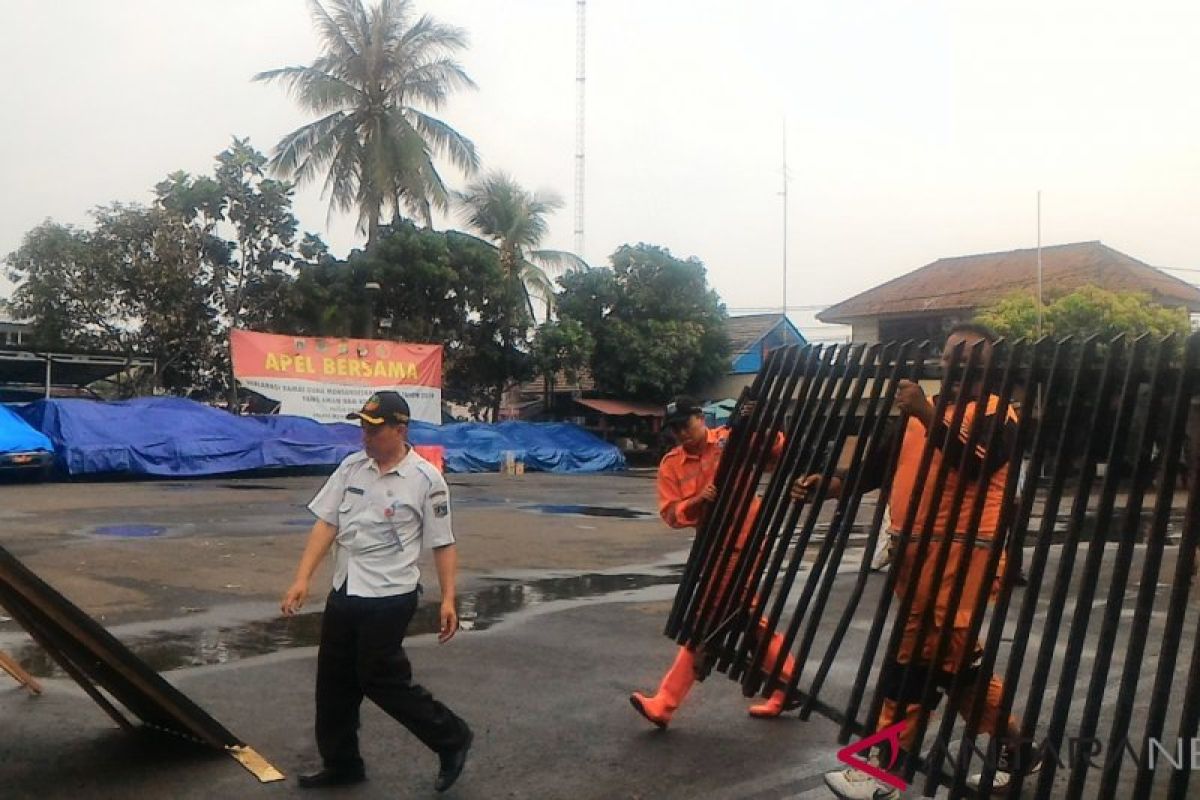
[667, 335, 1200, 799]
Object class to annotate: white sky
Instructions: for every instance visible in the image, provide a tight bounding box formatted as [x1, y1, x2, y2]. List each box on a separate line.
[2, 0, 1199, 332]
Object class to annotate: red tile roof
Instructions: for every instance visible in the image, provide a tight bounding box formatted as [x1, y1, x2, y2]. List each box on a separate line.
[819, 242, 1200, 323]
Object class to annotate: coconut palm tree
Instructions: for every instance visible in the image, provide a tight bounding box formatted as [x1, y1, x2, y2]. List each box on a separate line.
[458, 171, 586, 420]
[255, 0, 479, 245]
[457, 171, 586, 320]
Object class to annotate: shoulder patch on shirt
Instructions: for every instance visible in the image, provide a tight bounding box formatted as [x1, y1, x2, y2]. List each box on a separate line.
[430, 489, 448, 499]
[433, 501, 449, 518]
[341, 450, 370, 468]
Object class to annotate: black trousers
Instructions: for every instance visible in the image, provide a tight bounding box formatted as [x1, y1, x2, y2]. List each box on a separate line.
[316, 586, 469, 769]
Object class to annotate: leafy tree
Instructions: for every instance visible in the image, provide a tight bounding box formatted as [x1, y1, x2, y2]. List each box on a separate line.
[556, 243, 729, 402]
[4, 221, 109, 350]
[457, 171, 586, 417]
[975, 286, 1191, 341]
[155, 138, 299, 409]
[255, 0, 479, 243]
[4, 206, 222, 394]
[256, 222, 521, 417]
[457, 171, 585, 317]
[6, 139, 302, 401]
[531, 318, 594, 409]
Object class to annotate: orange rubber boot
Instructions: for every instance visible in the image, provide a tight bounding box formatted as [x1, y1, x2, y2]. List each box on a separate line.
[748, 627, 799, 719]
[630, 646, 697, 728]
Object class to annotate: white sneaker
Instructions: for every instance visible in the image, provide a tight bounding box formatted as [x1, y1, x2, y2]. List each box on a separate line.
[869, 540, 892, 571]
[823, 766, 900, 799]
[965, 742, 1043, 796]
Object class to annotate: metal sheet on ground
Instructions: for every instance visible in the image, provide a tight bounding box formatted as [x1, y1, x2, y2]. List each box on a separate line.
[0, 541, 283, 784]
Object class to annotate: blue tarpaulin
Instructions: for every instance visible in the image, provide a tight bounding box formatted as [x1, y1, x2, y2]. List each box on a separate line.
[0, 405, 52, 455]
[16, 398, 624, 477]
[407, 420, 626, 474]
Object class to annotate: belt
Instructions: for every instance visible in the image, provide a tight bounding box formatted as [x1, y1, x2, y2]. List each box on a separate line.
[888, 531, 996, 550]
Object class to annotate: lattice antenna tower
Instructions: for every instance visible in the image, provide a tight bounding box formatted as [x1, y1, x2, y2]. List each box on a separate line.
[574, 0, 586, 258]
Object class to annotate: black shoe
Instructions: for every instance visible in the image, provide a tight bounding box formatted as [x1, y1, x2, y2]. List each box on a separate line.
[297, 765, 366, 789]
[434, 728, 474, 792]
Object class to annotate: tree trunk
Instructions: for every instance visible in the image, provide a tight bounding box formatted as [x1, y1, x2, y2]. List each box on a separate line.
[367, 214, 380, 250]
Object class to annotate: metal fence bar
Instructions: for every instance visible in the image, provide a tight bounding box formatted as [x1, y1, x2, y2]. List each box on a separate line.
[865, 341, 982, 758]
[804, 345, 927, 719]
[685, 345, 828, 651]
[670, 344, 790, 641]
[906, 340, 1024, 791]
[774, 342, 914, 701]
[892, 342, 1002, 782]
[840, 345, 961, 743]
[708, 345, 863, 671]
[696, 343, 854, 657]
[1065, 335, 1176, 796]
[971, 336, 1097, 795]
[663, 333, 1200, 797]
[671, 345, 797, 643]
[1133, 337, 1200, 799]
[922, 339, 1043, 797]
[735, 343, 880, 689]
[1023, 336, 1150, 798]
[1166, 552, 1200, 798]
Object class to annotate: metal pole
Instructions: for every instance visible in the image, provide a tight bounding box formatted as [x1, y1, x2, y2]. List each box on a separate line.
[1037, 191, 1044, 338]
[574, 0, 586, 257]
[782, 119, 788, 318]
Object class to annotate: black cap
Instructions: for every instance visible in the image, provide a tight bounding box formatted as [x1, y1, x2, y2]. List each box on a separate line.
[664, 395, 703, 426]
[347, 391, 411, 425]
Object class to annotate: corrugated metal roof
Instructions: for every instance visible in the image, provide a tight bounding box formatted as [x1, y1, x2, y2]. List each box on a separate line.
[726, 313, 788, 353]
[574, 398, 663, 417]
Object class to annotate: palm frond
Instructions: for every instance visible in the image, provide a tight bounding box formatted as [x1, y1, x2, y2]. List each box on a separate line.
[285, 112, 362, 186]
[530, 249, 589, 273]
[252, 66, 360, 113]
[305, 0, 359, 65]
[404, 108, 479, 172]
[259, 0, 474, 237]
[268, 110, 346, 175]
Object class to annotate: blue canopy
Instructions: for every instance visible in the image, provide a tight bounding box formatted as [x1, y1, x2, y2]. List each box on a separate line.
[16, 398, 624, 477]
[0, 404, 52, 455]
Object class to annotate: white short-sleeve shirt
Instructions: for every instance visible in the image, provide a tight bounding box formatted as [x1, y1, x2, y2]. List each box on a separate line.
[308, 446, 455, 597]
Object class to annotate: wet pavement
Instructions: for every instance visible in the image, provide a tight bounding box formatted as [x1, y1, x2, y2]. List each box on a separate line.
[9, 565, 684, 677]
[1, 473, 1194, 798]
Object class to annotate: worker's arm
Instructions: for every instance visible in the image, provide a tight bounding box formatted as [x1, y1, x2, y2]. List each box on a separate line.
[658, 467, 715, 529]
[419, 468, 460, 643]
[281, 519, 338, 615]
[897, 381, 1017, 482]
[791, 417, 903, 502]
[433, 544, 459, 643]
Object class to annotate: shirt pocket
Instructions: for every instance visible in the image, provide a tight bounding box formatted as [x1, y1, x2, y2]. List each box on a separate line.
[337, 492, 366, 537]
[377, 500, 418, 530]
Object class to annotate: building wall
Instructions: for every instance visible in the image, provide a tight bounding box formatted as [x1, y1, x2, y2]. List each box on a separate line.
[0, 322, 29, 347]
[850, 318, 879, 343]
[702, 372, 755, 401]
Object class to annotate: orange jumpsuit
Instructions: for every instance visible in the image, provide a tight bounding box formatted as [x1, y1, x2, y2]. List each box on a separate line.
[631, 425, 792, 726]
[877, 395, 1018, 751]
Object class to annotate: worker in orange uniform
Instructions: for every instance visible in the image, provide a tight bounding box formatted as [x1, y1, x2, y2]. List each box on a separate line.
[629, 396, 796, 728]
[795, 324, 1039, 799]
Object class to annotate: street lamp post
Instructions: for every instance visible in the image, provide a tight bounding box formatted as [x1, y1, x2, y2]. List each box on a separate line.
[364, 281, 381, 339]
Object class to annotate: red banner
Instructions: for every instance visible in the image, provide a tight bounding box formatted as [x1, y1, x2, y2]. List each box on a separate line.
[230, 330, 443, 424]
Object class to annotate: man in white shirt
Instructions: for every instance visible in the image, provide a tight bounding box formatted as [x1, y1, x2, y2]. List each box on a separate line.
[281, 391, 472, 793]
